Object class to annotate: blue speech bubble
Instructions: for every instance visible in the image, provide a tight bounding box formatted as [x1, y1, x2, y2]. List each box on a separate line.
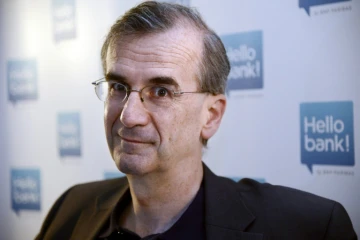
[104, 171, 125, 180]
[300, 101, 354, 173]
[52, 0, 76, 42]
[11, 169, 41, 214]
[58, 112, 81, 157]
[299, 0, 351, 15]
[221, 31, 263, 95]
[7, 59, 38, 103]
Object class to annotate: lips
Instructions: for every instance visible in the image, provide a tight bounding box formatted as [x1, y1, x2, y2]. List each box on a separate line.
[117, 128, 155, 144]
[120, 136, 148, 144]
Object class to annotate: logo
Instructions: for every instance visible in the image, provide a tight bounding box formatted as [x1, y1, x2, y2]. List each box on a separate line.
[11, 168, 41, 213]
[221, 31, 263, 93]
[52, 0, 76, 42]
[104, 171, 124, 180]
[299, 0, 351, 15]
[7, 59, 37, 103]
[58, 112, 81, 157]
[230, 177, 266, 183]
[300, 101, 355, 173]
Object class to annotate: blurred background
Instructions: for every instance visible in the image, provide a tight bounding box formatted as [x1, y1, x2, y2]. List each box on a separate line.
[0, 0, 359, 239]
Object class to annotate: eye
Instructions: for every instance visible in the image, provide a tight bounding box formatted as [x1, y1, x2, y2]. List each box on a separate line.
[149, 86, 171, 98]
[108, 82, 127, 100]
[112, 83, 127, 92]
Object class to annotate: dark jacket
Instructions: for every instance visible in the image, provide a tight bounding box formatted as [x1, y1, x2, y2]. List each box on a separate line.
[35, 164, 357, 240]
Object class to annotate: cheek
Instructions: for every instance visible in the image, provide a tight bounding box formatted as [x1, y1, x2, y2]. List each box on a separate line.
[167, 105, 203, 143]
[186, 102, 207, 138]
[104, 102, 121, 135]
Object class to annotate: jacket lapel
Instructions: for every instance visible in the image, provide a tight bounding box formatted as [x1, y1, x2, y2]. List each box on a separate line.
[70, 178, 129, 240]
[203, 164, 263, 240]
[69, 165, 261, 239]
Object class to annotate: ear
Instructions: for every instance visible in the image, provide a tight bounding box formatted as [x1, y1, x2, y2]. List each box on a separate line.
[201, 94, 226, 141]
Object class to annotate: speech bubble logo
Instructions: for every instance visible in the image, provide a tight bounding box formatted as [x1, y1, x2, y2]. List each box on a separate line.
[11, 169, 41, 214]
[58, 112, 81, 157]
[221, 31, 263, 96]
[300, 101, 354, 173]
[299, 0, 351, 15]
[53, 0, 76, 42]
[7, 59, 38, 104]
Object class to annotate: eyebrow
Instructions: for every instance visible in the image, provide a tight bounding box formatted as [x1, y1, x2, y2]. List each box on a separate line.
[105, 72, 126, 82]
[148, 76, 179, 88]
[105, 72, 180, 88]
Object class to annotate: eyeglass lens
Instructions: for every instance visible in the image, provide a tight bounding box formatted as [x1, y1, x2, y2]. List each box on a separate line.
[95, 81, 176, 110]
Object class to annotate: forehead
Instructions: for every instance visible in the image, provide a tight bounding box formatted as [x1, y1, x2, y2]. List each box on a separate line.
[105, 26, 203, 86]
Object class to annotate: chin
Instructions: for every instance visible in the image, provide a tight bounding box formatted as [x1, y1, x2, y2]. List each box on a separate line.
[114, 152, 156, 176]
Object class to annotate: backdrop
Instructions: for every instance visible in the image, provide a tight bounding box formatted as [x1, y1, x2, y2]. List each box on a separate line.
[0, 0, 359, 239]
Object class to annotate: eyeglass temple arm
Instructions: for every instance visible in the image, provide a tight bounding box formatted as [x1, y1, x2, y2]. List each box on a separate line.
[174, 91, 205, 95]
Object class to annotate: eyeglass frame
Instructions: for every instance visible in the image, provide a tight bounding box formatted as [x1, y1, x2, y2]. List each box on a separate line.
[91, 78, 207, 103]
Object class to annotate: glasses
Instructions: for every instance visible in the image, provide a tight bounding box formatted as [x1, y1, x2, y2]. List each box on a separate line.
[92, 78, 205, 110]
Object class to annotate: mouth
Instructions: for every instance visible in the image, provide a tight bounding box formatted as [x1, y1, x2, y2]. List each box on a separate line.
[120, 136, 149, 144]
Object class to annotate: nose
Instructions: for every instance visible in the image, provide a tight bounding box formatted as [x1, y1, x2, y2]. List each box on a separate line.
[120, 91, 149, 128]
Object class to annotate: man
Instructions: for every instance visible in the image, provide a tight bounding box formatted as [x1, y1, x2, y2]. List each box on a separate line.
[36, 1, 357, 240]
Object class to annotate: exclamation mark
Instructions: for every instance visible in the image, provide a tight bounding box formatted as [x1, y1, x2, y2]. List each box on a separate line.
[346, 135, 349, 152]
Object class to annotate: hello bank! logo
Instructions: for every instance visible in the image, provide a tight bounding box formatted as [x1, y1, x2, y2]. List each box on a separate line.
[221, 31, 263, 93]
[11, 168, 41, 213]
[7, 59, 37, 103]
[299, 0, 351, 15]
[52, 0, 76, 42]
[300, 101, 355, 173]
[58, 112, 81, 157]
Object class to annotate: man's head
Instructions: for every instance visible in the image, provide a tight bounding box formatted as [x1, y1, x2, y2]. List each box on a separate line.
[100, 1, 230, 175]
[101, 1, 230, 107]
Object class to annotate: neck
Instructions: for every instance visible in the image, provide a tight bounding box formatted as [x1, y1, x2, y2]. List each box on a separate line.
[121, 160, 203, 237]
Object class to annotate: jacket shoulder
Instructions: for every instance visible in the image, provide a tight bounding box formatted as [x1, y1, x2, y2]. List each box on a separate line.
[35, 177, 128, 240]
[238, 178, 335, 208]
[67, 176, 128, 199]
[236, 178, 356, 239]
[54, 176, 128, 216]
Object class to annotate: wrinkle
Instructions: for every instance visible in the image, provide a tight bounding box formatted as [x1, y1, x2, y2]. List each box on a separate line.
[118, 47, 193, 65]
[116, 60, 178, 69]
[115, 38, 198, 63]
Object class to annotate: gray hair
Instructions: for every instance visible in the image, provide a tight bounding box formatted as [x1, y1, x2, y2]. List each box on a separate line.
[101, 1, 230, 146]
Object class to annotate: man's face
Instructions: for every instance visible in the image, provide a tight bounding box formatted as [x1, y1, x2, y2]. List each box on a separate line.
[104, 26, 208, 175]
